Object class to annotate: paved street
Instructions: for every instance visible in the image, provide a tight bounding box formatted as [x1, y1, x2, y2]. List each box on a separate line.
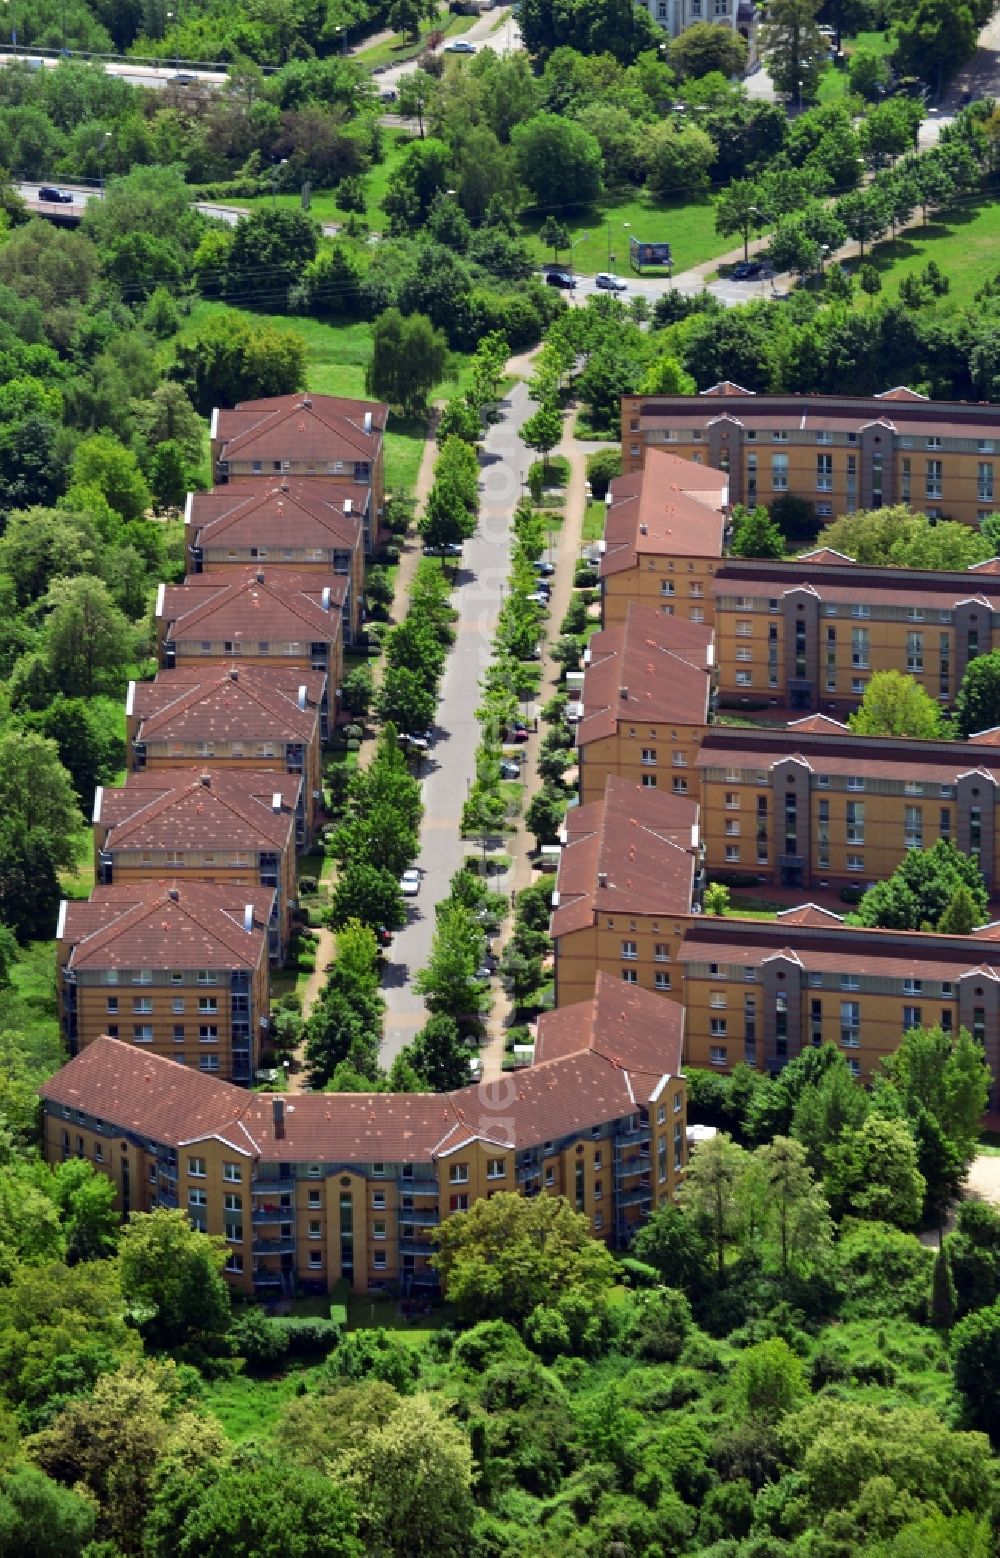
[381, 380, 534, 1062]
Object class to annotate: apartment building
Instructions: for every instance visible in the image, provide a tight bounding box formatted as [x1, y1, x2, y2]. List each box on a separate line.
[551, 777, 702, 1008]
[712, 553, 1000, 712]
[40, 975, 687, 1296]
[155, 569, 345, 714]
[211, 393, 387, 540]
[576, 603, 715, 805]
[698, 717, 1000, 893]
[641, 0, 754, 49]
[93, 769, 301, 957]
[56, 882, 273, 1085]
[185, 483, 366, 643]
[126, 666, 323, 837]
[600, 447, 728, 629]
[679, 906, 1000, 1090]
[621, 384, 1000, 528]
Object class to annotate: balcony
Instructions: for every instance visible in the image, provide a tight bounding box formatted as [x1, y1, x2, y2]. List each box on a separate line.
[252, 1176, 296, 1195]
[618, 1152, 650, 1179]
[398, 1236, 437, 1256]
[252, 1270, 283, 1287]
[400, 1178, 439, 1197]
[398, 1208, 440, 1227]
[620, 1180, 653, 1207]
[516, 1163, 539, 1183]
[253, 1235, 295, 1255]
[252, 1206, 293, 1224]
[616, 1125, 651, 1147]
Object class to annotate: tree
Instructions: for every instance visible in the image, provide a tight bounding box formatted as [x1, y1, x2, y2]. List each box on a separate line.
[520, 402, 563, 476]
[849, 48, 891, 101]
[835, 187, 888, 256]
[330, 863, 406, 933]
[631, 1204, 713, 1297]
[0, 730, 81, 870]
[366, 308, 449, 417]
[540, 214, 570, 261]
[525, 785, 563, 848]
[149, 440, 189, 511]
[397, 71, 435, 138]
[0, 1464, 96, 1557]
[290, 245, 364, 320]
[952, 1301, 1000, 1435]
[825, 1115, 926, 1229]
[937, 885, 979, 937]
[407, 1013, 471, 1091]
[414, 903, 483, 1021]
[894, 0, 977, 97]
[880, 1024, 990, 1166]
[340, 1395, 474, 1558]
[376, 665, 437, 734]
[955, 651, 1000, 738]
[679, 1132, 748, 1280]
[71, 433, 150, 524]
[847, 670, 947, 739]
[703, 882, 730, 916]
[0, 826, 62, 942]
[512, 113, 602, 210]
[733, 1338, 805, 1423]
[715, 179, 768, 262]
[758, 0, 825, 101]
[22, 696, 123, 815]
[43, 575, 135, 699]
[340, 665, 373, 718]
[433, 1191, 617, 1323]
[856, 840, 989, 933]
[331, 805, 417, 880]
[174, 314, 306, 416]
[929, 1242, 957, 1329]
[419, 478, 475, 551]
[730, 503, 784, 558]
[749, 1136, 833, 1280]
[645, 122, 717, 198]
[173, 1454, 362, 1558]
[117, 1208, 231, 1351]
[670, 20, 748, 79]
[48, 1156, 119, 1263]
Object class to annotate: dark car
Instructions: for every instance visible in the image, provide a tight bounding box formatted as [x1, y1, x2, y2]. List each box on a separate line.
[545, 269, 576, 289]
[38, 186, 73, 203]
[732, 260, 763, 280]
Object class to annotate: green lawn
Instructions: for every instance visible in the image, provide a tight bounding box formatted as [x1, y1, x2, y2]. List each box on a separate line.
[583, 497, 606, 543]
[238, 131, 414, 230]
[849, 196, 1000, 310]
[817, 29, 895, 103]
[182, 301, 431, 495]
[6, 940, 62, 1076]
[523, 191, 728, 277]
[201, 1369, 318, 1441]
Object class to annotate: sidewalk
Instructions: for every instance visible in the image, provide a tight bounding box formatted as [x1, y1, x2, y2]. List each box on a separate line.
[479, 401, 601, 1081]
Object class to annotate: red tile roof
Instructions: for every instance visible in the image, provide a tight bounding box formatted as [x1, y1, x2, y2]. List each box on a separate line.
[96, 769, 298, 853]
[697, 724, 1000, 784]
[189, 481, 365, 554]
[634, 391, 1000, 440]
[578, 604, 713, 746]
[159, 570, 345, 646]
[679, 916, 1000, 981]
[713, 556, 1000, 612]
[552, 778, 700, 937]
[131, 668, 318, 745]
[60, 882, 273, 971]
[40, 976, 685, 1160]
[601, 448, 727, 574]
[214, 394, 387, 467]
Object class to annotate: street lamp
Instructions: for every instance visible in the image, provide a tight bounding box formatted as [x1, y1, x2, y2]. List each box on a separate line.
[98, 129, 111, 194]
[270, 156, 288, 208]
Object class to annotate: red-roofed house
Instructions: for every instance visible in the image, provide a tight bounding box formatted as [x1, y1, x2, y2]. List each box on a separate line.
[576, 602, 714, 804]
[56, 882, 273, 1085]
[550, 776, 703, 1008]
[40, 975, 687, 1293]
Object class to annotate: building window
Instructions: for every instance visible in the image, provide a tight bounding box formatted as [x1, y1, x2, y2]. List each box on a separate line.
[188, 1156, 206, 1177]
[642, 774, 657, 788]
[308, 1189, 321, 1208]
[710, 1018, 727, 1036]
[621, 968, 638, 984]
[133, 1025, 153, 1043]
[225, 1253, 243, 1274]
[846, 801, 864, 845]
[487, 1159, 506, 1179]
[906, 631, 924, 674]
[851, 627, 869, 668]
[222, 1162, 242, 1183]
[840, 1001, 860, 1047]
[816, 453, 833, 491]
[925, 459, 943, 499]
[904, 805, 923, 850]
[654, 972, 671, 990]
[641, 748, 656, 766]
[372, 1190, 386, 1209]
[772, 453, 789, 491]
[653, 943, 669, 962]
[725, 845, 740, 862]
[449, 1164, 469, 1184]
[980, 463, 995, 501]
[373, 1220, 386, 1240]
[709, 1046, 728, 1066]
[903, 1006, 922, 1031]
[373, 1251, 387, 1270]
[621, 940, 638, 960]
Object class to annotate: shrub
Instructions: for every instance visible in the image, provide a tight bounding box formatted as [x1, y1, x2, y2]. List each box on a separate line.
[586, 448, 621, 499]
[273, 1316, 342, 1359]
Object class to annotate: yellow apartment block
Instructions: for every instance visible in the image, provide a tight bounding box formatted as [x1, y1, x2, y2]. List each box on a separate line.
[576, 604, 715, 806]
[679, 905, 1000, 1093]
[698, 715, 1000, 895]
[56, 882, 273, 1086]
[40, 975, 688, 1297]
[600, 447, 728, 630]
[551, 777, 703, 1009]
[621, 384, 1000, 528]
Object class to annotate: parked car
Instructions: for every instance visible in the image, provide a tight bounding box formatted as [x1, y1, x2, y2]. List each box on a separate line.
[595, 272, 627, 291]
[375, 925, 393, 947]
[545, 269, 576, 289]
[379, 88, 398, 102]
[506, 727, 529, 744]
[534, 560, 555, 576]
[527, 591, 550, 606]
[38, 186, 73, 203]
[444, 38, 476, 52]
[400, 868, 421, 896]
[424, 541, 462, 557]
[401, 734, 429, 752]
[500, 759, 521, 779]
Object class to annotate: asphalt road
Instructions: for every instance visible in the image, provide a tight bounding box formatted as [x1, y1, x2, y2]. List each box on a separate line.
[381, 380, 534, 1063]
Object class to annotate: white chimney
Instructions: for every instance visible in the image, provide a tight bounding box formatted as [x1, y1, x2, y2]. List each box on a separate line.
[322, 587, 331, 611]
[343, 499, 352, 515]
[272, 792, 282, 813]
[364, 411, 372, 434]
[125, 682, 135, 717]
[183, 492, 193, 527]
[297, 685, 307, 710]
[154, 582, 165, 618]
[92, 786, 103, 824]
[243, 904, 254, 932]
[56, 901, 67, 940]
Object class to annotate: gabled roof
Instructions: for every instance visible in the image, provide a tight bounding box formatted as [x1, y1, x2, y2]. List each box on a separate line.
[188, 481, 365, 554]
[679, 916, 1000, 981]
[131, 667, 318, 745]
[874, 386, 929, 401]
[551, 778, 699, 938]
[796, 547, 856, 565]
[97, 769, 298, 854]
[700, 381, 756, 396]
[577, 604, 713, 746]
[60, 882, 272, 972]
[776, 903, 845, 927]
[214, 394, 387, 466]
[785, 714, 850, 734]
[40, 979, 684, 1161]
[601, 448, 728, 573]
[159, 570, 346, 647]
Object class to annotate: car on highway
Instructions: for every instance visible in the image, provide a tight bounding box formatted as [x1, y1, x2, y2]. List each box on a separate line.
[173, 72, 197, 84]
[38, 186, 73, 203]
[544, 269, 576, 289]
[595, 272, 627, 291]
[400, 868, 421, 896]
